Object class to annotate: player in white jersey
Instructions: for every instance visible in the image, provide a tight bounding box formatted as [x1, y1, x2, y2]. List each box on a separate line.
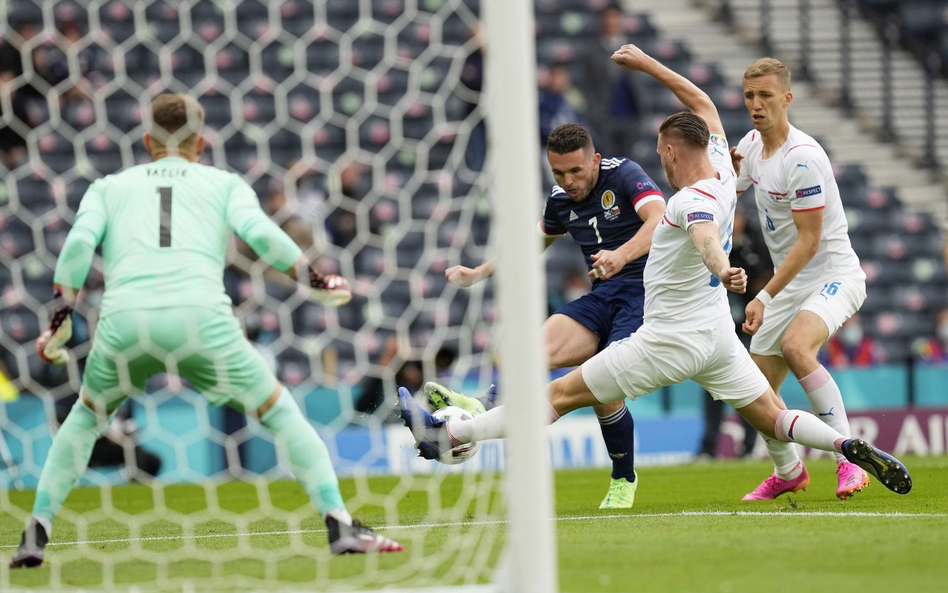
[732, 59, 871, 501]
[397, 45, 912, 502]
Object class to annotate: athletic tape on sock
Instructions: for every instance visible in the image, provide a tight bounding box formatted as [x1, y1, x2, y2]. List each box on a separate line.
[799, 365, 831, 392]
[775, 409, 792, 442]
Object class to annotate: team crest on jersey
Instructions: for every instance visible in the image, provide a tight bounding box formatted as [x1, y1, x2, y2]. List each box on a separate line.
[601, 190, 616, 210]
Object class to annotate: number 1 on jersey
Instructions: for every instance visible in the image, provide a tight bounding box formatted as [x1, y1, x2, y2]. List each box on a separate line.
[588, 216, 602, 244]
[158, 186, 172, 247]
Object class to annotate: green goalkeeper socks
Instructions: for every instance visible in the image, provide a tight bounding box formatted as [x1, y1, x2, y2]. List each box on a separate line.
[259, 386, 347, 518]
[32, 388, 347, 530]
[32, 398, 105, 527]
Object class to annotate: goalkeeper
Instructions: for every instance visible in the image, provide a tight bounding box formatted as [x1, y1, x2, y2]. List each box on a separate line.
[10, 94, 402, 568]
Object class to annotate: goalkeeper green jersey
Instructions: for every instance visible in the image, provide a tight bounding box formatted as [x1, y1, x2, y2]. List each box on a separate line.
[54, 156, 302, 317]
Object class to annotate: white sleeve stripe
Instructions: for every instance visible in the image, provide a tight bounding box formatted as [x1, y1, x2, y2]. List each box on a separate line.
[551, 186, 567, 196]
[632, 194, 664, 213]
[537, 220, 566, 238]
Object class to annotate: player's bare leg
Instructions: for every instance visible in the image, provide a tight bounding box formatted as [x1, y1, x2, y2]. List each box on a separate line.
[741, 353, 811, 500]
[546, 315, 638, 508]
[782, 311, 869, 499]
[427, 313, 597, 413]
[544, 314, 599, 368]
[548, 367, 608, 416]
[734, 389, 910, 494]
[402, 368, 600, 456]
[426, 314, 639, 508]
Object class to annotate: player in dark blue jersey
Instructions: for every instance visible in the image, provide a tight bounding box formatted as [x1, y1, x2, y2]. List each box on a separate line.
[427, 123, 665, 509]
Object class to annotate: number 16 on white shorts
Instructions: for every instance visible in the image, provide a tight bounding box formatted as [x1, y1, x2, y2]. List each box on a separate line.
[750, 275, 868, 357]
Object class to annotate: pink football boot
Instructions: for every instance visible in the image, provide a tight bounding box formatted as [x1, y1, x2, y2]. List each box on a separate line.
[742, 462, 810, 501]
[835, 460, 871, 500]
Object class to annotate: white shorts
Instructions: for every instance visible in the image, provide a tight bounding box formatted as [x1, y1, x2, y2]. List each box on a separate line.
[749, 274, 867, 357]
[582, 315, 770, 409]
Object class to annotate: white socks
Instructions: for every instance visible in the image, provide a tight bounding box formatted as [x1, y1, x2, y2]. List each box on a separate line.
[447, 406, 504, 444]
[775, 409, 846, 454]
[799, 365, 850, 463]
[764, 438, 804, 479]
[763, 365, 852, 475]
[446, 402, 560, 446]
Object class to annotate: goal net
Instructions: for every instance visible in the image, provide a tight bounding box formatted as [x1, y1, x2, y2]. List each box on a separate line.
[0, 0, 553, 591]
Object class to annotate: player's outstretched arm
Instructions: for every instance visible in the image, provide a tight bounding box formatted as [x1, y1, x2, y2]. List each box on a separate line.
[445, 236, 558, 288]
[687, 221, 746, 294]
[446, 259, 495, 287]
[611, 44, 725, 138]
[226, 179, 351, 306]
[228, 194, 304, 275]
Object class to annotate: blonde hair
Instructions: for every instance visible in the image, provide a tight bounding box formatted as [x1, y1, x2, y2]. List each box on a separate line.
[149, 94, 205, 150]
[743, 58, 791, 91]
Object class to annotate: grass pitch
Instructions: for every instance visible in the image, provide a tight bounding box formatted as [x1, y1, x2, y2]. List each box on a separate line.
[2, 455, 947, 592]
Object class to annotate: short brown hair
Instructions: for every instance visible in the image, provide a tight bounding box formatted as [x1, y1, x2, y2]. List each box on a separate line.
[149, 94, 205, 148]
[658, 111, 709, 150]
[743, 58, 791, 90]
[547, 123, 594, 155]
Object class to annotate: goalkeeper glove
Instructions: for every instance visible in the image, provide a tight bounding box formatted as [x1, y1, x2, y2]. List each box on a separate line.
[36, 289, 74, 365]
[307, 267, 352, 307]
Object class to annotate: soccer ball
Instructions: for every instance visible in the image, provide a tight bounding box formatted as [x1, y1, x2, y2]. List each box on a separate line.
[431, 406, 479, 465]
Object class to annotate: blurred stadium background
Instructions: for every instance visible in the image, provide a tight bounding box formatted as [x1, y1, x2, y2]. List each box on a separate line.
[0, 0, 947, 580]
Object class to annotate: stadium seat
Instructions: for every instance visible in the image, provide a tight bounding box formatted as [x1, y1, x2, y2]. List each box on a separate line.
[897, 1, 945, 39]
[1, 217, 33, 259]
[41, 222, 70, 256]
[0, 305, 41, 345]
[0, 265, 12, 294]
[7, 1, 42, 23]
[101, 20, 135, 43]
[17, 192, 56, 218]
[351, 33, 387, 71]
[848, 209, 892, 234]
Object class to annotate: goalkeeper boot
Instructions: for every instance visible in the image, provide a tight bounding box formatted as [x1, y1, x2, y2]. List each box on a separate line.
[424, 382, 486, 416]
[397, 386, 453, 460]
[840, 438, 911, 495]
[326, 516, 403, 554]
[599, 472, 638, 509]
[9, 518, 49, 569]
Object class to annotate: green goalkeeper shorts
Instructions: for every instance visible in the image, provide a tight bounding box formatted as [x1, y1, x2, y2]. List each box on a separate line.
[83, 307, 277, 411]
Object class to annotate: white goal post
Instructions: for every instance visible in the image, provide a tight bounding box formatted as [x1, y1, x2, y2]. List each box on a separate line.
[485, 0, 558, 592]
[0, 0, 558, 591]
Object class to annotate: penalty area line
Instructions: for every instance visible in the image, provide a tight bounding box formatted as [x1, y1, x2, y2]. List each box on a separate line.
[1, 510, 943, 550]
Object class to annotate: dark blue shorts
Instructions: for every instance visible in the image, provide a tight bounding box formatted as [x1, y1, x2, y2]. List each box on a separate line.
[554, 279, 645, 352]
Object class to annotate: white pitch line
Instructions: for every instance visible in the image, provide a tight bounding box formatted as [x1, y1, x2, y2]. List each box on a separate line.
[1, 510, 944, 550]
